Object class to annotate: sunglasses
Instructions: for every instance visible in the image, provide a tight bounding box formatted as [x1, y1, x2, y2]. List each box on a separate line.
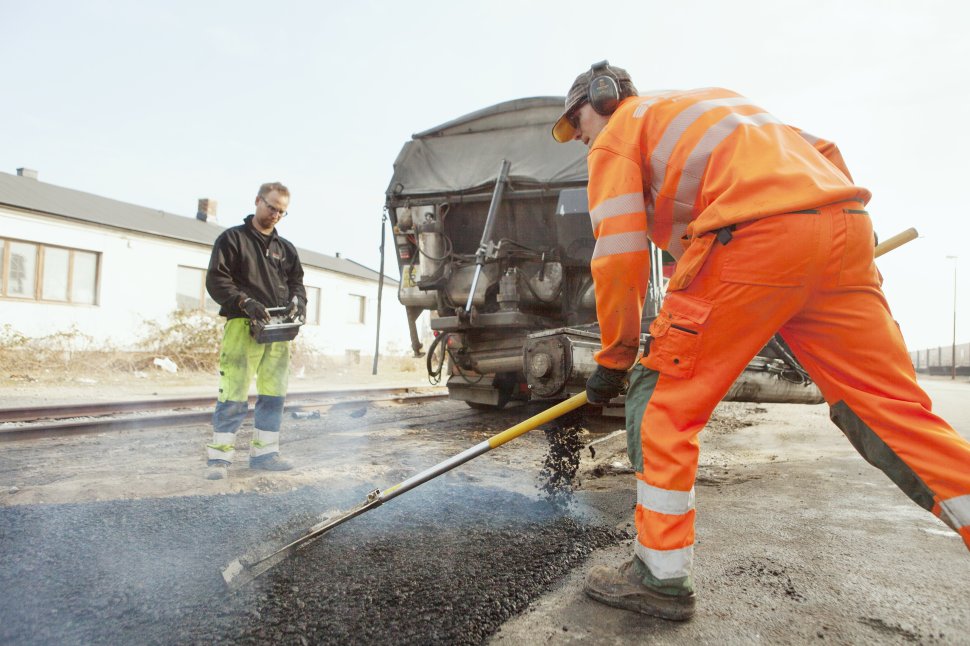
[566, 99, 588, 130]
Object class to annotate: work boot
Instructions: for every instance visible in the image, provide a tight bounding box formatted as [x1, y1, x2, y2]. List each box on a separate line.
[249, 454, 294, 471]
[584, 559, 696, 621]
[205, 461, 229, 480]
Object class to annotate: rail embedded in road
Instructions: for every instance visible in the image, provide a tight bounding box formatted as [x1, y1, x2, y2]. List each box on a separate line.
[0, 386, 448, 442]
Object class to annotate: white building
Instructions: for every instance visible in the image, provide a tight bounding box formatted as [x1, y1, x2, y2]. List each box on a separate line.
[0, 168, 426, 362]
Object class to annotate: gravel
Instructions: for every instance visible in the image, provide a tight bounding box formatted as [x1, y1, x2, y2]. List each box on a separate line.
[0, 480, 628, 645]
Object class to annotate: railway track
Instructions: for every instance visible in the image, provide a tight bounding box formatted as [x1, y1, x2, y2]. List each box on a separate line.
[0, 386, 448, 442]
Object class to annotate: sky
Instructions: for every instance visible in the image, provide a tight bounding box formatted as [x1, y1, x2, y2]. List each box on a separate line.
[2, 0, 968, 351]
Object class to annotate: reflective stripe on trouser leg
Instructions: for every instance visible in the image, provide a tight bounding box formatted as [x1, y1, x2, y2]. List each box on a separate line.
[942, 496, 970, 543]
[251, 428, 281, 459]
[775, 205, 970, 551]
[206, 432, 238, 463]
[251, 395, 285, 458]
[208, 400, 248, 464]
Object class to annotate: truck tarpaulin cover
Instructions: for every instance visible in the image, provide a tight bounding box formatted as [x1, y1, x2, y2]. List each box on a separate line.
[385, 97, 588, 200]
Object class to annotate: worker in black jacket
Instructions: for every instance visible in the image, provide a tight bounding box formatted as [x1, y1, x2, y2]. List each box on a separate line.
[203, 182, 307, 480]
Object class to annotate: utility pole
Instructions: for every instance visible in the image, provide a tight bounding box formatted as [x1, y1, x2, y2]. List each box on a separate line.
[946, 255, 958, 380]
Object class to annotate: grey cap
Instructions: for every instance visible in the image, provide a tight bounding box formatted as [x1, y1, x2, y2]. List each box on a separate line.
[552, 61, 634, 143]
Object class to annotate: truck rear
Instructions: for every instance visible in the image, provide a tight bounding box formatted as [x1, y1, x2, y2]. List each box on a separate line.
[385, 97, 821, 412]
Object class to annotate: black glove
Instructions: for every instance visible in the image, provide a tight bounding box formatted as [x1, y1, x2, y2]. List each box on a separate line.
[285, 295, 306, 322]
[241, 297, 271, 323]
[586, 365, 628, 404]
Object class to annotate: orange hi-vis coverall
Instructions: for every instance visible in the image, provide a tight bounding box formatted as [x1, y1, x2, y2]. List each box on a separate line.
[587, 88, 970, 589]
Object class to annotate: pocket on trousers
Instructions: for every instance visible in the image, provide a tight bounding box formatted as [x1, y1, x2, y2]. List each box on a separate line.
[839, 210, 881, 287]
[718, 216, 811, 287]
[643, 293, 711, 379]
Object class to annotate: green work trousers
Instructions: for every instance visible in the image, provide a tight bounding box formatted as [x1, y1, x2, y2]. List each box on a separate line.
[206, 318, 291, 464]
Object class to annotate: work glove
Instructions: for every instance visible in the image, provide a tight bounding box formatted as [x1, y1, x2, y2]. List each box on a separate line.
[285, 295, 306, 322]
[585, 365, 628, 404]
[241, 297, 271, 323]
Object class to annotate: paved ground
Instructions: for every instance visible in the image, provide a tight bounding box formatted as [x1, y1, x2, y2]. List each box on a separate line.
[492, 377, 970, 645]
[1, 376, 967, 644]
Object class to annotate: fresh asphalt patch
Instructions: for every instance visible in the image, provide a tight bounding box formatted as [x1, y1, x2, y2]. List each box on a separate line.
[0, 480, 628, 645]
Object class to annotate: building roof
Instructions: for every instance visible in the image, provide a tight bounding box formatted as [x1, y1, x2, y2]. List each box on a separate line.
[0, 170, 395, 285]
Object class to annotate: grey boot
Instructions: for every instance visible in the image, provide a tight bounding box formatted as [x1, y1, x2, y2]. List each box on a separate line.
[249, 454, 293, 471]
[205, 461, 229, 480]
[584, 559, 696, 621]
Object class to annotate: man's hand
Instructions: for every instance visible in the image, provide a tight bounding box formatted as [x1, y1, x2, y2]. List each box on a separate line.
[285, 295, 306, 322]
[241, 298, 271, 323]
[586, 365, 628, 404]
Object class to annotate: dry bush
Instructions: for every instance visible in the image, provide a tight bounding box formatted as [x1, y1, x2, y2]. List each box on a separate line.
[2, 314, 425, 383]
[137, 310, 223, 372]
[1, 324, 105, 376]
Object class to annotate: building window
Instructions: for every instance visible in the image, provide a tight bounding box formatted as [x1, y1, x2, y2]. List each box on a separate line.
[42, 246, 70, 301]
[0, 238, 99, 304]
[176, 266, 219, 313]
[349, 294, 366, 324]
[7, 241, 37, 298]
[304, 286, 321, 325]
[72, 251, 98, 305]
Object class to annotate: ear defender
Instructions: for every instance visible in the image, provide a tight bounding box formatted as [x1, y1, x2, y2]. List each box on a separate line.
[588, 60, 621, 116]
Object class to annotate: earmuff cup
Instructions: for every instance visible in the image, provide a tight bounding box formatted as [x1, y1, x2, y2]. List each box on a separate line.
[588, 62, 621, 116]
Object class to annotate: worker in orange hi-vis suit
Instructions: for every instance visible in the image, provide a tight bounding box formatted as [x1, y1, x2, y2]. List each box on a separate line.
[552, 61, 970, 621]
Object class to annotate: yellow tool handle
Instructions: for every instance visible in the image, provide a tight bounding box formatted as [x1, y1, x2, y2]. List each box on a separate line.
[487, 391, 589, 449]
[875, 227, 918, 258]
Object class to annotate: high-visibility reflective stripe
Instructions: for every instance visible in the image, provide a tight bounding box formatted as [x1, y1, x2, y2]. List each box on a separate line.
[207, 433, 235, 451]
[649, 96, 753, 193]
[671, 110, 783, 225]
[634, 540, 693, 580]
[637, 479, 695, 515]
[207, 432, 237, 461]
[592, 230, 650, 260]
[590, 192, 645, 229]
[797, 130, 820, 145]
[250, 429, 280, 457]
[941, 494, 970, 529]
[632, 93, 674, 119]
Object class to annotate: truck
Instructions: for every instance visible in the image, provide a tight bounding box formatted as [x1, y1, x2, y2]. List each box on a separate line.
[384, 97, 822, 413]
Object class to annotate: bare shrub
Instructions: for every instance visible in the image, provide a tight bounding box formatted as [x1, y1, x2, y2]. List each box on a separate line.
[137, 310, 223, 372]
[1, 314, 423, 383]
[1, 324, 102, 375]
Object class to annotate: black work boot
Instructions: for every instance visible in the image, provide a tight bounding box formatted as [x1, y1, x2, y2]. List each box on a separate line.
[584, 559, 696, 621]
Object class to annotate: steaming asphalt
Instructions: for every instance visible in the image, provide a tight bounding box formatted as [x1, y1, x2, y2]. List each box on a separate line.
[1, 484, 627, 645]
[0, 403, 628, 645]
[5, 379, 967, 644]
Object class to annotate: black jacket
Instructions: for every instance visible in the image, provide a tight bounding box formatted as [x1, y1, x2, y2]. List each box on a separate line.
[206, 214, 306, 319]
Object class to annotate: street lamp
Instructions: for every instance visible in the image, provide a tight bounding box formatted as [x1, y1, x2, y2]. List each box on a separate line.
[946, 255, 958, 380]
